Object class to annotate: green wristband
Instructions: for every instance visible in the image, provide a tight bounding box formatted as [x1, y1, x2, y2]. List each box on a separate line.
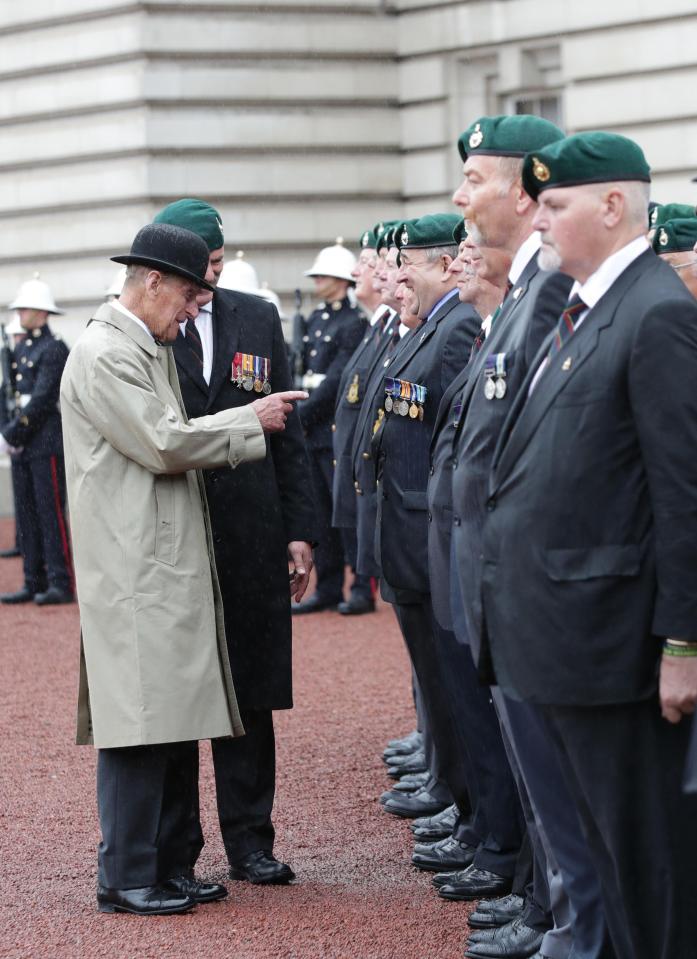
[663, 643, 697, 658]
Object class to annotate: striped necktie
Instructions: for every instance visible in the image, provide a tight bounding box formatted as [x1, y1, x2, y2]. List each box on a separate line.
[548, 294, 586, 359]
[185, 317, 204, 368]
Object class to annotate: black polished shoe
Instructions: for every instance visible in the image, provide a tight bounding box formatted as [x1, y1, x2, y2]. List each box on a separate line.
[164, 873, 228, 903]
[337, 595, 375, 615]
[0, 547, 20, 558]
[0, 586, 35, 604]
[437, 865, 512, 902]
[468, 893, 526, 929]
[382, 787, 449, 819]
[392, 771, 430, 792]
[411, 803, 459, 840]
[34, 586, 74, 606]
[291, 594, 341, 615]
[464, 917, 545, 957]
[412, 835, 476, 872]
[97, 884, 195, 915]
[229, 850, 295, 885]
[387, 750, 427, 779]
[386, 730, 422, 753]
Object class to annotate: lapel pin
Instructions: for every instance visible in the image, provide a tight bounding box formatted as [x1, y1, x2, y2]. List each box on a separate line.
[512, 287, 522, 299]
[562, 357, 572, 371]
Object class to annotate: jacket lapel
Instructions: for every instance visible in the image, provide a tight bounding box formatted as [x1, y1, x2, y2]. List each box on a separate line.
[207, 292, 241, 408]
[172, 329, 209, 397]
[387, 293, 458, 380]
[491, 252, 649, 491]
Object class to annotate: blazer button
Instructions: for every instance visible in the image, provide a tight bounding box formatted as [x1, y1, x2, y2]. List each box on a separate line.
[487, 497, 496, 512]
[332, 458, 337, 466]
[453, 516, 461, 526]
[331, 423, 336, 432]
[362, 452, 370, 460]
[427, 511, 432, 522]
[429, 465, 434, 475]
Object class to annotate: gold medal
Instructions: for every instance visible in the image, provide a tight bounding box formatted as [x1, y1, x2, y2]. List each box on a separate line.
[347, 374, 359, 404]
[253, 378, 263, 393]
[409, 402, 418, 419]
[373, 408, 385, 434]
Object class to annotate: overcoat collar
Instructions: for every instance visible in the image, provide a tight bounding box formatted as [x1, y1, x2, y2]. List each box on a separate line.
[490, 248, 653, 491]
[92, 301, 159, 358]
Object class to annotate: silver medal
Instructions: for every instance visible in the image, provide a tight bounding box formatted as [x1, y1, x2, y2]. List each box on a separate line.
[484, 376, 496, 401]
[495, 377, 507, 400]
[385, 396, 393, 412]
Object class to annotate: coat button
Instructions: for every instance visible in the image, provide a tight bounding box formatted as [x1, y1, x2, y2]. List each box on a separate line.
[16, 374, 22, 381]
[429, 465, 434, 475]
[487, 497, 496, 511]
[362, 452, 370, 460]
[332, 458, 336, 466]
[453, 516, 461, 526]
[427, 511, 432, 522]
[354, 481, 360, 490]
[310, 349, 317, 357]
[331, 423, 336, 432]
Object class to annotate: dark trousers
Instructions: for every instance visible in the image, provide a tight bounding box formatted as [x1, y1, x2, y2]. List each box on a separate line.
[498, 694, 613, 959]
[340, 526, 372, 600]
[13, 454, 72, 593]
[543, 700, 697, 959]
[97, 742, 200, 890]
[308, 450, 344, 601]
[210, 709, 276, 864]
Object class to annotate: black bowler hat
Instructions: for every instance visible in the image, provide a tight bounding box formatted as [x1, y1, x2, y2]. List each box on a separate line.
[111, 223, 215, 291]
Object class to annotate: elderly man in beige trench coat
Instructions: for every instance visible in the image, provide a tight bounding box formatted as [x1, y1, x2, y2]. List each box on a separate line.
[60, 223, 306, 916]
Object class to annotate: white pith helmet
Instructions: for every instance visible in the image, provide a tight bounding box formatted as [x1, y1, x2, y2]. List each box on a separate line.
[105, 266, 127, 299]
[218, 251, 261, 294]
[304, 237, 356, 283]
[5, 314, 24, 337]
[9, 273, 64, 314]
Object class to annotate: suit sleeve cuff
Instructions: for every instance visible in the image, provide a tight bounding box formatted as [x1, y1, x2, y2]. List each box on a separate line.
[227, 406, 266, 469]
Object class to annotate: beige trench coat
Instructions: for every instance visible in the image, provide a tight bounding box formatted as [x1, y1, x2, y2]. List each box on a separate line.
[60, 303, 266, 748]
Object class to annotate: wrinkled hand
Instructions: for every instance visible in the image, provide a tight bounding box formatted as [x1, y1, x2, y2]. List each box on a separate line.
[288, 541, 312, 602]
[251, 391, 308, 433]
[659, 651, 697, 723]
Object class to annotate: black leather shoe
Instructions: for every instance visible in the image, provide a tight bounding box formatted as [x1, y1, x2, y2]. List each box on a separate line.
[97, 884, 195, 915]
[164, 873, 227, 903]
[34, 586, 74, 605]
[393, 771, 430, 792]
[229, 850, 295, 885]
[437, 865, 512, 902]
[382, 787, 449, 819]
[464, 918, 545, 957]
[387, 750, 427, 779]
[411, 803, 459, 839]
[386, 730, 422, 753]
[0, 547, 20, 558]
[468, 893, 526, 929]
[1, 587, 35, 604]
[291, 594, 341, 615]
[412, 835, 476, 872]
[337, 595, 375, 615]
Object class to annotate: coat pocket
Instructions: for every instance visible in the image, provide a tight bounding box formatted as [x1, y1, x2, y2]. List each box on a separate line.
[544, 544, 640, 582]
[154, 475, 176, 566]
[401, 489, 428, 511]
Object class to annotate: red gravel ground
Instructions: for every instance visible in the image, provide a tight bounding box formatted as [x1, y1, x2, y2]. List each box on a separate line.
[0, 517, 474, 959]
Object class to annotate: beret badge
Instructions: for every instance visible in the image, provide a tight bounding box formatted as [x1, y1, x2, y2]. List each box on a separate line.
[361, 231, 370, 248]
[468, 123, 484, 149]
[658, 228, 669, 247]
[401, 227, 409, 246]
[650, 207, 659, 226]
[532, 157, 551, 182]
[376, 222, 385, 236]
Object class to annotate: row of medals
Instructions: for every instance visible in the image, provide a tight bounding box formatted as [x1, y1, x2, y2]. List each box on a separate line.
[484, 372, 507, 401]
[234, 372, 272, 394]
[385, 395, 424, 420]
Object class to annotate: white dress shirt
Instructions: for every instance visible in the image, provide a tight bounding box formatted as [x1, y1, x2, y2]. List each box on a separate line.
[179, 300, 214, 384]
[111, 299, 155, 341]
[529, 234, 649, 394]
[509, 231, 542, 287]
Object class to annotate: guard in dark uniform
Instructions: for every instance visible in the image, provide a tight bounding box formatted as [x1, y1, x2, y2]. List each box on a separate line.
[0, 276, 73, 605]
[293, 239, 367, 614]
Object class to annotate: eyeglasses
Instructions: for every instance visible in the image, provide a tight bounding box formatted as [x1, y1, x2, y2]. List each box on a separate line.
[671, 258, 697, 271]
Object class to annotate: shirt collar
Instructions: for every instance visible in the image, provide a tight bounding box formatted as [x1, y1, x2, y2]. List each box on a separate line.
[426, 287, 458, 322]
[111, 299, 154, 341]
[509, 231, 542, 286]
[569, 235, 649, 310]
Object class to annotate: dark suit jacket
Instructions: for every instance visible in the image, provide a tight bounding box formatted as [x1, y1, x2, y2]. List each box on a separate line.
[447, 260, 573, 650]
[481, 249, 697, 705]
[373, 292, 479, 602]
[331, 307, 393, 528]
[297, 297, 366, 451]
[173, 288, 316, 710]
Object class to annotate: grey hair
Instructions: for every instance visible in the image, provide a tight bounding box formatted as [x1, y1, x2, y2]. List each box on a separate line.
[424, 245, 459, 263]
[495, 157, 524, 195]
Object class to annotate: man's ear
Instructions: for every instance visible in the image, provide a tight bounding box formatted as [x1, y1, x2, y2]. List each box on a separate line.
[515, 182, 535, 217]
[144, 270, 163, 297]
[602, 189, 625, 229]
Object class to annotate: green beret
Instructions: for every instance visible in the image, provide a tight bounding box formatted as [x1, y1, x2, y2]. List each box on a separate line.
[153, 198, 224, 252]
[364, 220, 397, 252]
[452, 219, 468, 245]
[522, 132, 651, 201]
[458, 114, 564, 162]
[396, 214, 462, 250]
[377, 221, 400, 253]
[649, 202, 696, 228]
[652, 218, 697, 254]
